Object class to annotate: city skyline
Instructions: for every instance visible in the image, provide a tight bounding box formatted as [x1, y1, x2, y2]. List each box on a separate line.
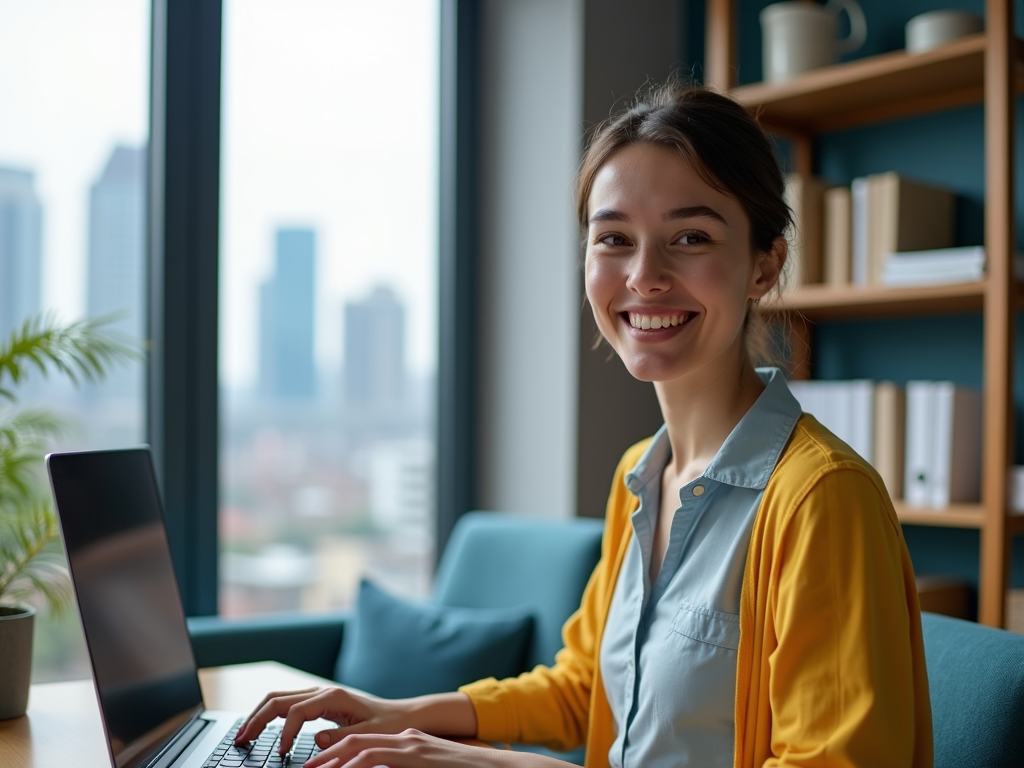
[0, 0, 438, 394]
[0, 148, 432, 400]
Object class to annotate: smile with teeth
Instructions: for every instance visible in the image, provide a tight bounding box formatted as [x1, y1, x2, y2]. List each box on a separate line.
[626, 311, 694, 330]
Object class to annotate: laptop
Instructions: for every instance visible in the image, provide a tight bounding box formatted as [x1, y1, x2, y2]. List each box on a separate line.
[46, 447, 322, 768]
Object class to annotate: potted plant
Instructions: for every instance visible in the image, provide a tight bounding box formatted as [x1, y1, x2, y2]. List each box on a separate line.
[0, 314, 136, 719]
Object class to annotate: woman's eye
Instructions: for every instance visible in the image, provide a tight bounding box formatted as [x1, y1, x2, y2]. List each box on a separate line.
[596, 232, 628, 246]
[676, 231, 709, 246]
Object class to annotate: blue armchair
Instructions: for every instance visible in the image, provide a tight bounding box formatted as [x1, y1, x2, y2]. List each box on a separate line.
[921, 611, 1024, 768]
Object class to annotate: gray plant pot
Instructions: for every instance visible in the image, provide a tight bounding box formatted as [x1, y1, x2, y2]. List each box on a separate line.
[0, 604, 35, 719]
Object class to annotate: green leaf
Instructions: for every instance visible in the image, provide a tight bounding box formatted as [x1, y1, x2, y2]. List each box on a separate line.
[0, 312, 144, 406]
[0, 311, 141, 613]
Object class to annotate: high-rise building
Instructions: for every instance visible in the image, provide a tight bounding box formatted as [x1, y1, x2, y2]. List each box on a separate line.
[0, 167, 42, 342]
[343, 285, 405, 423]
[258, 228, 316, 400]
[87, 145, 145, 397]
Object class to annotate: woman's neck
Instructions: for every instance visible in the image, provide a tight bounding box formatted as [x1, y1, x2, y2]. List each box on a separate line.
[653, 356, 766, 484]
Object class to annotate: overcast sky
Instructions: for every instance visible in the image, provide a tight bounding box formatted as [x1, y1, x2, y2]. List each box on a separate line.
[0, 0, 439, 390]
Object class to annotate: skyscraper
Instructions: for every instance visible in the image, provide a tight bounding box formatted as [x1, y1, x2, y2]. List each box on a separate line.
[87, 145, 145, 397]
[0, 167, 42, 342]
[343, 285, 405, 423]
[259, 228, 316, 400]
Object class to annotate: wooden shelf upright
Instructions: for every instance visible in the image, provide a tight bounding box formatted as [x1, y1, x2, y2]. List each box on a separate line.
[706, 0, 1020, 627]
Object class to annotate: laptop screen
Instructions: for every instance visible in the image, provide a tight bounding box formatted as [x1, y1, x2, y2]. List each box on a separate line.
[47, 448, 204, 768]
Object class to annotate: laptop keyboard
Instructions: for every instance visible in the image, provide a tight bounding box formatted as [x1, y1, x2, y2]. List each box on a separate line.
[203, 719, 322, 768]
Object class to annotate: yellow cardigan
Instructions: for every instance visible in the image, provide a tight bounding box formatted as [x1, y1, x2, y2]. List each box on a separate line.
[461, 415, 933, 767]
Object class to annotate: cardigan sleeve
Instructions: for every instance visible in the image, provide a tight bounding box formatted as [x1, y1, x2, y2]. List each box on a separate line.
[458, 558, 604, 751]
[458, 441, 646, 753]
[763, 465, 927, 767]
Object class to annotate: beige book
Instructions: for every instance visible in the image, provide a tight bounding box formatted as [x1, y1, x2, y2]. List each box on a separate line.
[823, 186, 852, 285]
[868, 172, 955, 284]
[873, 381, 905, 500]
[1008, 588, 1024, 635]
[784, 174, 828, 286]
[866, 173, 888, 286]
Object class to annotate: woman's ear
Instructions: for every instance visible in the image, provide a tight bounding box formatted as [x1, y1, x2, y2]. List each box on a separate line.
[749, 236, 788, 300]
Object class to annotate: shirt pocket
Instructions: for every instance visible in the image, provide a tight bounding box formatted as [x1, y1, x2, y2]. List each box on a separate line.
[669, 601, 741, 651]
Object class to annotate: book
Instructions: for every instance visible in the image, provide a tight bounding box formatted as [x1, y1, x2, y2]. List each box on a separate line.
[823, 186, 852, 286]
[851, 177, 869, 285]
[847, 379, 875, 463]
[904, 381, 935, 507]
[868, 172, 955, 285]
[784, 174, 828, 286]
[929, 382, 982, 508]
[904, 380, 983, 509]
[873, 381, 905, 500]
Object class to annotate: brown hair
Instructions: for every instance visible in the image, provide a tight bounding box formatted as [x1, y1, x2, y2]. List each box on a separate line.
[577, 79, 792, 365]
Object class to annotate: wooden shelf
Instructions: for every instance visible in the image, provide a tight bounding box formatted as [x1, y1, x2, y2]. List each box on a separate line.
[765, 280, 991, 321]
[896, 504, 1024, 534]
[731, 34, 1024, 133]
[897, 503, 985, 528]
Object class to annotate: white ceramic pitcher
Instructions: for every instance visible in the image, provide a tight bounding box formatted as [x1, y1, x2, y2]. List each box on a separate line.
[760, 0, 867, 83]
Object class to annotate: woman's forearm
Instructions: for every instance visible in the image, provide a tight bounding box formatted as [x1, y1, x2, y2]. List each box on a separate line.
[400, 691, 479, 737]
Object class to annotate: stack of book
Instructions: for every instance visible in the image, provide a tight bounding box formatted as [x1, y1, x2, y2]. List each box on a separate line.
[785, 171, 969, 288]
[881, 245, 1024, 286]
[882, 246, 986, 286]
[787, 378, 982, 508]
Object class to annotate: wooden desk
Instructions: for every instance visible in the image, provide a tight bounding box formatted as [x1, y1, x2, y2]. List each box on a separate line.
[0, 662, 333, 768]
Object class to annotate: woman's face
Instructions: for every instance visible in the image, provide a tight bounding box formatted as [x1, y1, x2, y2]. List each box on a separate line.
[584, 142, 782, 385]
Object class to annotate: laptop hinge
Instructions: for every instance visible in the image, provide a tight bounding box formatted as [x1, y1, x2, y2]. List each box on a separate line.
[146, 717, 210, 768]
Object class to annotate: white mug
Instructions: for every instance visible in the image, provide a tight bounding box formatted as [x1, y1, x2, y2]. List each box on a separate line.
[760, 0, 868, 83]
[905, 10, 983, 54]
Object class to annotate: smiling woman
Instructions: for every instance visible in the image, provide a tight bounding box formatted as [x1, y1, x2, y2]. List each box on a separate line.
[234, 81, 933, 768]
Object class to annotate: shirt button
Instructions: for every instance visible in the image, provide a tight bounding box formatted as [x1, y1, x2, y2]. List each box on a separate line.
[692, 484, 705, 497]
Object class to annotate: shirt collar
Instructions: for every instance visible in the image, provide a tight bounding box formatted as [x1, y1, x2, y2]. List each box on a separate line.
[624, 367, 802, 493]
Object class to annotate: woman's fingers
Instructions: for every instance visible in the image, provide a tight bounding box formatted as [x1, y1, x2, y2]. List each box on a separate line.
[305, 729, 500, 768]
[277, 688, 362, 755]
[234, 687, 321, 744]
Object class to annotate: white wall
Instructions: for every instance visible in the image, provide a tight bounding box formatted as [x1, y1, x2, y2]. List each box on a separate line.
[476, 0, 583, 518]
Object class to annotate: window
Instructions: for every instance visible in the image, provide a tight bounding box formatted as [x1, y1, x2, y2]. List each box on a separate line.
[0, 0, 150, 681]
[218, 0, 440, 615]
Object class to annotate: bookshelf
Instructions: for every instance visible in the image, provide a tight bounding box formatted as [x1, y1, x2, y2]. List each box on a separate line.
[707, 0, 1019, 627]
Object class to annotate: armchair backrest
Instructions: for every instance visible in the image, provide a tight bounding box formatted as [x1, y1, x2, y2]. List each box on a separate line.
[921, 611, 1024, 767]
[432, 511, 604, 670]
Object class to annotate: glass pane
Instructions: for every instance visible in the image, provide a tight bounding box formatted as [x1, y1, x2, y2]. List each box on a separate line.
[0, 0, 150, 681]
[219, 0, 439, 616]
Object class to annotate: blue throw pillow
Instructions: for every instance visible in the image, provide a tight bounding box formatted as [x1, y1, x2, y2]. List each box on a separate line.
[335, 579, 534, 699]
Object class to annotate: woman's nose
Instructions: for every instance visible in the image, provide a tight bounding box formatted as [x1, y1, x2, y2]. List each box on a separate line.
[625, 245, 671, 295]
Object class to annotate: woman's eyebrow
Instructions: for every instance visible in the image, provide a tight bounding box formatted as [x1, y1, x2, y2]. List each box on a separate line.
[588, 208, 629, 224]
[588, 205, 729, 226]
[664, 205, 728, 225]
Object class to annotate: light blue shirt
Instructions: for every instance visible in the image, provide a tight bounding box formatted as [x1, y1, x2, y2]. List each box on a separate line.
[598, 368, 802, 768]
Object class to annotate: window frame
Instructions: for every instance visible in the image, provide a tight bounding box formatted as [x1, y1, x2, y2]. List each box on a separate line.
[148, 0, 478, 616]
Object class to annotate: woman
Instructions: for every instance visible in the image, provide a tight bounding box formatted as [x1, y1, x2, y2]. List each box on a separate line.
[234, 81, 933, 768]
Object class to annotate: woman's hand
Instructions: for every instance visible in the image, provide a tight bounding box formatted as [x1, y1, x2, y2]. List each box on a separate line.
[233, 687, 478, 756]
[307, 729, 500, 768]
[308, 729, 571, 768]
